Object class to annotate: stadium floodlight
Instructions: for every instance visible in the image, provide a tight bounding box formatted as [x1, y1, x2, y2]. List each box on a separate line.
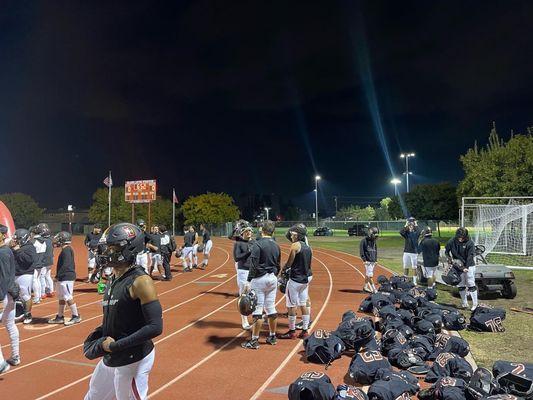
[314, 175, 321, 228]
[264, 207, 271, 220]
[400, 153, 415, 192]
[390, 178, 401, 196]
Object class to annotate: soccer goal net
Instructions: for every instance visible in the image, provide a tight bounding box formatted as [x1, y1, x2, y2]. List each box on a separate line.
[461, 197, 533, 269]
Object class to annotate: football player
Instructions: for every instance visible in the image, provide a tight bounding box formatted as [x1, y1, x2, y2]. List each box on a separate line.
[400, 217, 421, 284]
[360, 227, 379, 293]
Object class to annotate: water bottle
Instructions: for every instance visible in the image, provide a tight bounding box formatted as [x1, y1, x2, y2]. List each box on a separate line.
[97, 278, 106, 295]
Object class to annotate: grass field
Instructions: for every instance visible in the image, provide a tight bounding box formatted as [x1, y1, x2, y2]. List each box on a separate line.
[301, 233, 533, 368]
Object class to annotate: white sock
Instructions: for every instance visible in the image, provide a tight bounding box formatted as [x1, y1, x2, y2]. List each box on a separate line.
[412, 275, 417, 285]
[459, 289, 468, 305]
[182, 259, 188, 269]
[204, 260, 208, 266]
[288, 315, 296, 331]
[252, 335, 259, 340]
[193, 256, 198, 265]
[241, 315, 249, 326]
[58, 303, 65, 318]
[470, 289, 478, 306]
[69, 303, 78, 317]
[302, 314, 310, 330]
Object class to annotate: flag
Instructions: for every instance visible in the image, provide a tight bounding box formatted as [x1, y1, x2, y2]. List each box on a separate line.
[103, 172, 113, 188]
[172, 189, 179, 204]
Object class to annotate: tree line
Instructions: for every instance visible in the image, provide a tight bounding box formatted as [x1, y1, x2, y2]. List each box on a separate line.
[2, 124, 531, 228]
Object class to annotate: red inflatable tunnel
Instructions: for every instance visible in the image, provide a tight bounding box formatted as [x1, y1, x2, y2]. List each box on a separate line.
[0, 201, 16, 238]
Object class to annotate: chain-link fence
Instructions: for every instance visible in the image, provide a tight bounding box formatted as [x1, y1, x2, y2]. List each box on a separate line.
[274, 220, 458, 234]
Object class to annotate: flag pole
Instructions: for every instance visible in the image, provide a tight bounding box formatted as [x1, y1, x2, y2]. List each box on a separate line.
[172, 188, 176, 236]
[107, 171, 112, 227]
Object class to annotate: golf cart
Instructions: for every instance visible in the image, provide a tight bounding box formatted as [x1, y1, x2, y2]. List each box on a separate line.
[417, 244, 517, 299]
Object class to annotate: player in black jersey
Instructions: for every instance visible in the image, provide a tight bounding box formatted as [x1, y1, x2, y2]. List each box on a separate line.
[241, 220, 281, 349]
[85, 224, 103, 282]
[181, 226, 198, 272]
[233, 224, 254, 329]
[198, 223, 213, 270]
[84, 223, 163, 400]
[279, 224, 312, 340]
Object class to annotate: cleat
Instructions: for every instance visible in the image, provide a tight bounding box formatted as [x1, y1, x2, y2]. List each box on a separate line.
[460, 303, 469, 310]
[32, 299, 41, 305]
[192, 264, 198, 269]
[266, 334, 277, 345]
[471, 304, 478, 312]
[278, 330, 297, 339]
[48, 315, 65, 324]
[242, 323, 252, 330]
[296, 320, 313, 330]
[6, 355, 20, 366]
[23, 313, 33, 325]
[64, 315, 82, 326]
[0, 361, 10, 374]
[298, 330, 310, 339]
[241, 339, 259, 350]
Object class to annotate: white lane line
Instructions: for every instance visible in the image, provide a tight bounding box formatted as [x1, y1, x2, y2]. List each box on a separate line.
[0, 246, 232, 348]
[47, 358, 96, 368]
[248, 254, 333, 400]
[1, 246, 232, 373]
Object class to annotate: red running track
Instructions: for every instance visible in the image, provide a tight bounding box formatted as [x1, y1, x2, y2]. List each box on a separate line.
[0, 237, 393, 399]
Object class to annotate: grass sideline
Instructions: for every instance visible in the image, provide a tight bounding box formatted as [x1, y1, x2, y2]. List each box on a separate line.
[303, 234, 533, 368]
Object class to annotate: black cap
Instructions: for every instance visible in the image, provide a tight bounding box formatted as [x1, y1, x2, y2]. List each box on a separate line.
[0, 224, 8, 234]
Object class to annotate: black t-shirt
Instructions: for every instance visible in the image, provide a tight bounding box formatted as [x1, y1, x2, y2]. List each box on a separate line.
[233, 238, 253, 271]
[13, 243, 38, 276]
[102, 266, 154, 367]
[85, 232, 103, 250]
[183, 231, 196, 247]
[201, 229, 211, 243]
[419, 237, 441, 268]
[56, 245, 76, 281]
[248, 237, 281, 281]
[146, 233, 161, 254]
[42, 237, 54, 266]
[290, 241, 312, 284]
[0, 245, 16, 298]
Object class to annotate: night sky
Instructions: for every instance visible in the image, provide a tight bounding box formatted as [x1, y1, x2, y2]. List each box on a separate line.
[1, 1, 532, 211]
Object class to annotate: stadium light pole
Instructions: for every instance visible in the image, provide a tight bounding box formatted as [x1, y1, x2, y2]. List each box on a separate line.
[390, 178, 402, 196]
[264, 207, 271, 221]
[400, 153, 415, 192]
[315, 175, 321, 228]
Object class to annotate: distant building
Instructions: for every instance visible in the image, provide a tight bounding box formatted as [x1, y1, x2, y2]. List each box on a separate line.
[41, 208, 91, 234]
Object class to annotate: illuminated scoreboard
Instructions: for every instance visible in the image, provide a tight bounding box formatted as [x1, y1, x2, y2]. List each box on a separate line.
[125, 180, 157, 203]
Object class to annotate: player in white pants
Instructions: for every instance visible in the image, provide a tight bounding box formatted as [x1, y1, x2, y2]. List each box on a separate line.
[445, 227, 478, 311]
[241, 220, 280, 349]
[360, 227, 379, 293]
[0, 224, 21, 370]
[85, 349, 155, 400]
[400, 218, 422, 285]
[31, 227, 47, 303]
[198, 224, 213, 270]
[181, 226, 198, 272]
[233, 225, 254, 329]
[83, 222, 162, 400]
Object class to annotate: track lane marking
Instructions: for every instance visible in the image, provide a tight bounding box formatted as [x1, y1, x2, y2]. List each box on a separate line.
[1, 246, 232, 374]
[0, 246, 232, 348]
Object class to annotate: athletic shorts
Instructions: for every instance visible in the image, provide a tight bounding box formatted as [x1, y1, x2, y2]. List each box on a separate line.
[57, 281, 74, 301]
[15, 274, 33, 302]
[251, 273, 277, 316]
[286, 278, 309, 307]
[403, 252, 418, 269]
[203, 240, 213, 255]
[424, 266, 437, 278]
[364, 262, 376, 277]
